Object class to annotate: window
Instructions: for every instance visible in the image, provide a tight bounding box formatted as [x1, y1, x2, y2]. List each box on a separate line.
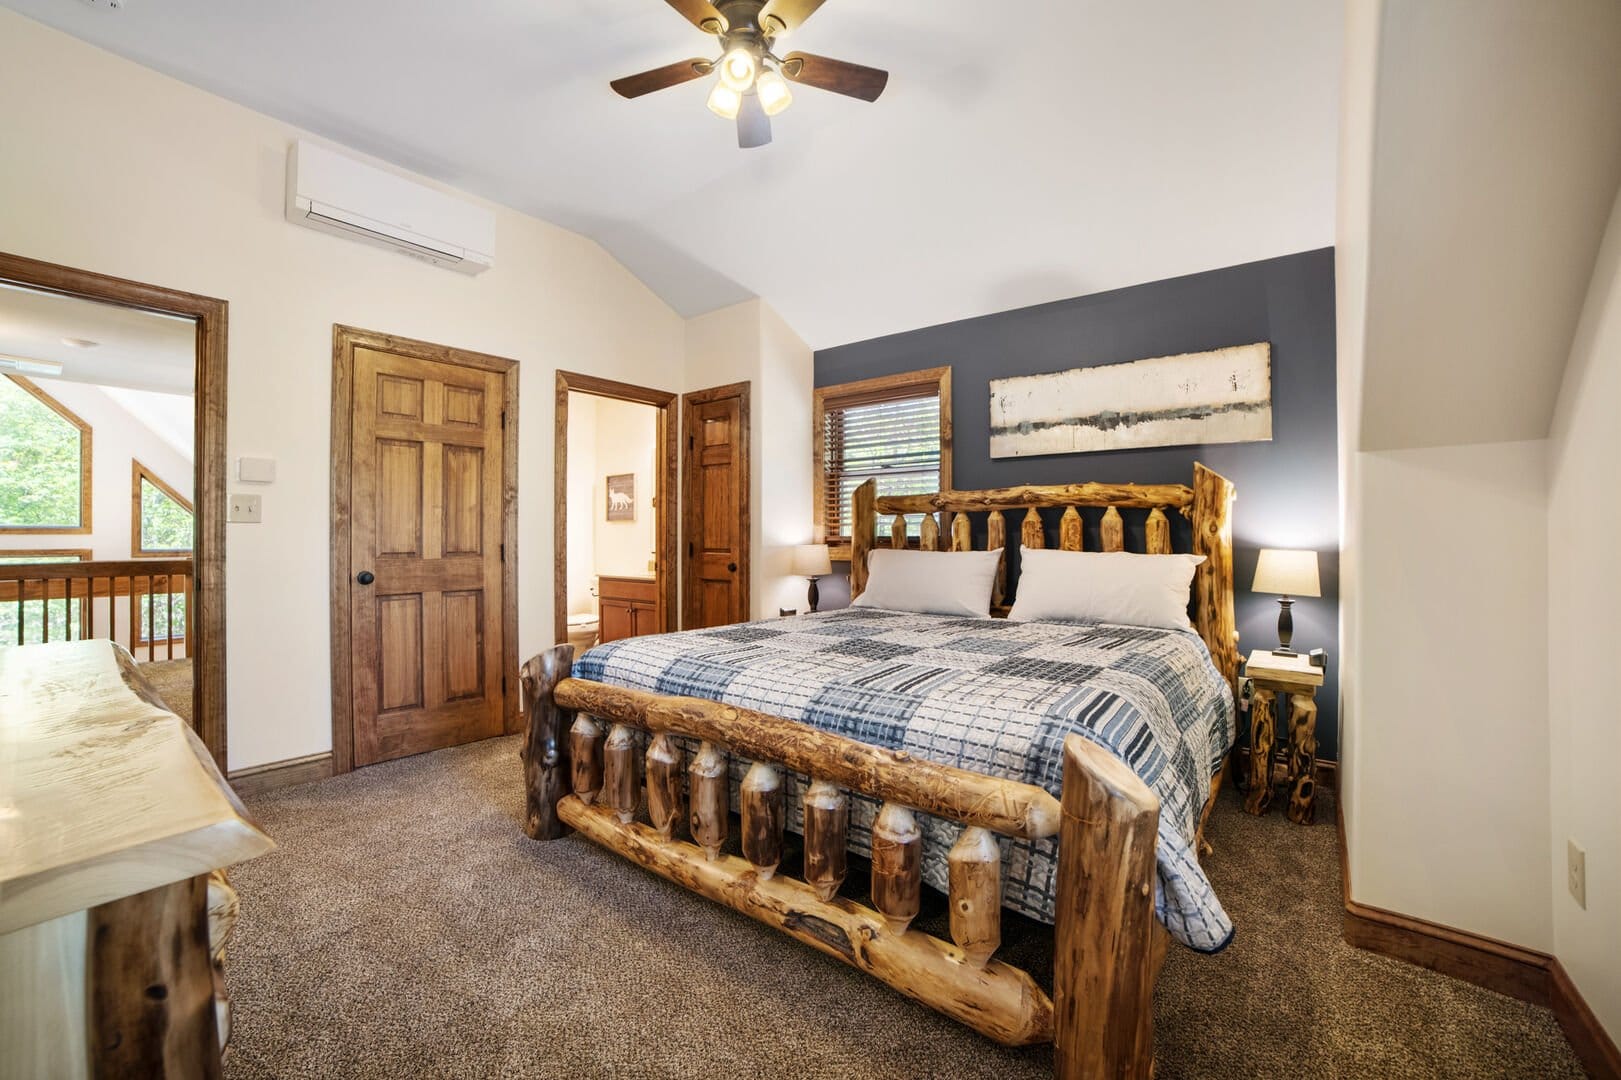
[814, 367, 951, 559]
[132, 460, 194, 556]
[0, 375, 92, 533]
[0, 550, 90, 646]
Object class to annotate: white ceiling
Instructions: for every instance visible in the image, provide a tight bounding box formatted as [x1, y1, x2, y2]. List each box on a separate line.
[1351, 0, 1621, 451]
[0, 283, 195, 394]
[0, 0, 1342, 349]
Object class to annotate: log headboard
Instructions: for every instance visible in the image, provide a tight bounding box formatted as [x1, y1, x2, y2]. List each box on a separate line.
[848, 462, 1239, 690]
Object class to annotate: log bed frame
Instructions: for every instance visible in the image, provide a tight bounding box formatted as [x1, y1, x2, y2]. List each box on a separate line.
[521, 463, 1238, 1078]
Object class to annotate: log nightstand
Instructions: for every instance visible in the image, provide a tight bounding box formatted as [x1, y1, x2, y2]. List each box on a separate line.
[1241, 648, 1325, 824]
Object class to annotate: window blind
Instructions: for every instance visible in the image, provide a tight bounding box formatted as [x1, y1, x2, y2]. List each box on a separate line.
[821, 392, 941, 540]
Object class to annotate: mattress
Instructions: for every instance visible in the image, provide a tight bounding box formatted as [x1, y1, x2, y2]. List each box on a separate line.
[572, 607, 1237, 952]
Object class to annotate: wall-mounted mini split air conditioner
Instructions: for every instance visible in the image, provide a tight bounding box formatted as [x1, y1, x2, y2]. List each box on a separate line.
[284, 140, 495, 275]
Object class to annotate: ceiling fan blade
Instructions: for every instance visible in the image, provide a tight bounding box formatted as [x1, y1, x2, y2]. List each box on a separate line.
[610, 57, 713, 99]
[662, 0, 727, 34]
[758, 0, 829, 36]
[779, 52, 889, 102]
[737, 94, 772, 149]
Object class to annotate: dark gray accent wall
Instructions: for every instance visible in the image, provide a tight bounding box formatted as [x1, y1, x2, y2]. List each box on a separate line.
[814, 248, 1340, 758]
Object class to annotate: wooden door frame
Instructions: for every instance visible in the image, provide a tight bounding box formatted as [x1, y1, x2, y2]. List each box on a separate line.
[681, 380, 752, 629]
[0, 252, 229, 769]
[554, 371, 678, 646]
[329, 325, 519, 775]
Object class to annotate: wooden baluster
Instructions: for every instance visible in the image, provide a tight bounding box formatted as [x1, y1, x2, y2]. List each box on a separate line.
[1145, 508, 1171, 554]
[128, 575, 140, 656]
[987, 510, 1007, 607]
[741, 762, 785, 880]
[1059, 507, 1083, 551]
[689, 741, 728, 861]
[950, 511, 971, 552]
[569, 714, 605, 804]
[890, 513, 907, 549]
[86, 576, 97, 640]
[802, 780, 849, 901]
[184, 572, 194, 648]
[602, 723, 638, 824]
[871, 802, 922, 935]
[14, 578, 22, 644]
[1020, 507, 1044, 550]
[919, 512, 939, 552]
[1101, 507, 1125, 552]
[948, 827, 1002, 968]
[646, 733, 684, 840]
[166, 578, 175, 660]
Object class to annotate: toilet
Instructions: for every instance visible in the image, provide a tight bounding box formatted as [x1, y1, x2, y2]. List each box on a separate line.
[566, 611, 600, 655]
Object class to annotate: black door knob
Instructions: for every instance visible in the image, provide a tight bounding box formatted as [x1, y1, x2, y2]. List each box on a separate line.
[727, 562, 738, 573]
[356, 570, 375, 585]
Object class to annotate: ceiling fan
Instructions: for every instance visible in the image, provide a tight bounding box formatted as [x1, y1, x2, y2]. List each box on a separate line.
[610, 0, 889, 149]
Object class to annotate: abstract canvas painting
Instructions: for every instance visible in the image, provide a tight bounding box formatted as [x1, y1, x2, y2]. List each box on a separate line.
[988, 342, 1272, 458]
[605, 473, 635, 522]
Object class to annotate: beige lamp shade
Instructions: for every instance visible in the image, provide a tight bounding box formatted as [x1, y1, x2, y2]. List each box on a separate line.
[1251, 548, 1321, 597]
[791, 543, 833, 577]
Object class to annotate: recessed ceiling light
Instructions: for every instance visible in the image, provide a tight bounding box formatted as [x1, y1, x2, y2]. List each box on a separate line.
[61, 337, 100, 349]
[0, 355, 65, 376]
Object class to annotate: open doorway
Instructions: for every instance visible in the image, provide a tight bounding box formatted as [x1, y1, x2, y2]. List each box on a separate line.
[0, 252, 226, 767]
[554, 372, 676, 650]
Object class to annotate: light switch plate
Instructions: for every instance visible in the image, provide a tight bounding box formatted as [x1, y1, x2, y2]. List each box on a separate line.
[228, 493, 262, 523]
[1568, 839, 1587, 909]
[237, 456, 276, 484]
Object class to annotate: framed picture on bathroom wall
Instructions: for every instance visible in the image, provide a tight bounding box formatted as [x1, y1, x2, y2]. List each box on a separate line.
[605, 473, 635, 522]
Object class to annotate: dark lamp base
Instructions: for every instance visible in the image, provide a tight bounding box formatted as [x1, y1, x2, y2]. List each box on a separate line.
[806, 576, 821, 614]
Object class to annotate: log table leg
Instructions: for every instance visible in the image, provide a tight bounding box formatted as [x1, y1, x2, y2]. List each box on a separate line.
[1285, 691, 1319, 825]
[1243, 687, 1275, 816]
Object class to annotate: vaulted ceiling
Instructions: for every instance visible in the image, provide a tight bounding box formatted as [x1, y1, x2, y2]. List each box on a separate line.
[1, 0, 1342, 348]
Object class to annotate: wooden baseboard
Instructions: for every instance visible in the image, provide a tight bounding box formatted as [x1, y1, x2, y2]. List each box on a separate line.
[1336, 798, 1618, 1078]
[227, 752, 333, 797]
[1552, 959, 1621, 1080]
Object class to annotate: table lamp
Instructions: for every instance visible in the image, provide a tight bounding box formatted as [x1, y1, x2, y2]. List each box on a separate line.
[790, 543, 833, 613]
[1251, 548, 1320, 656]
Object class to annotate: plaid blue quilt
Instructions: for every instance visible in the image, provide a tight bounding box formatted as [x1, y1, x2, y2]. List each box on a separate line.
[573, 608, 1237, 952]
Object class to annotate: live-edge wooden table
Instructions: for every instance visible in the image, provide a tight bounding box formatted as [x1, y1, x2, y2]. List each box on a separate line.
[0, 640, 274, 1080]
[1240, 647, 1325, 824]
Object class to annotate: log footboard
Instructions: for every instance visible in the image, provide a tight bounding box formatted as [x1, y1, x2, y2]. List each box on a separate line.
[520, 643, 1167, 1075]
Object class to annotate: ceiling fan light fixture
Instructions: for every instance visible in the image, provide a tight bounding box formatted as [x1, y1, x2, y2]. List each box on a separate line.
[706, 81, 743, 119]
[756, 68, 793, 116]
[718, 46, 758, 92]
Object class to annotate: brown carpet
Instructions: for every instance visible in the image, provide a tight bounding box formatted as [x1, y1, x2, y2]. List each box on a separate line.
[222, 736, 1583, 1079]
[138, 658, 193, 723]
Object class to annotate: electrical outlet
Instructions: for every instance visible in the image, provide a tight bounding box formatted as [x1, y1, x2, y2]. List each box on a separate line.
[228, 493, 262, 523]
[1568, 839, 1587, 909]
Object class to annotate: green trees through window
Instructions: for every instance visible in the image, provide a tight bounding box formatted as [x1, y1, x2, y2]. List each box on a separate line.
[0, 376, 90, 531]
[133, 461, 193, 555]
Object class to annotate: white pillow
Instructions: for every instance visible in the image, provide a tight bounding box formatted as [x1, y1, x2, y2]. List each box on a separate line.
[852, 548, 1003, 618]
[1007, 548, 1206, 631]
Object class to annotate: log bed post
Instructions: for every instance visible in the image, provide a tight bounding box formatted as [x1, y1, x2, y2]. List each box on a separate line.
[520, 644, 575, 841]
[1192, 463, 1240, 691]
[1053, 733, 1162, 1080]
[851, 479, 877, 600]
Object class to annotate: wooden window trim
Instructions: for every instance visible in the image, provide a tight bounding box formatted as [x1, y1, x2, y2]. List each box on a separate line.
[0, 374, 93, 535]
[813, 366, 952, 562]
[0, 548, 92, 562]
[131, 459, 195, 558]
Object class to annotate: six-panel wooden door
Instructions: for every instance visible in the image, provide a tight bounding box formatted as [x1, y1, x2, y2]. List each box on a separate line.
[349, 345, 507, 766]
[681, 382, 750, 629]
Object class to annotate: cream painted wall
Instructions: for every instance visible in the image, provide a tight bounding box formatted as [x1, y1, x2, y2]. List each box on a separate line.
[564, 393, 599, 617]
[1547, 184, 1621, 1037]
[683, 299, 812, 621]
[589, 397, 658, 580]
[1347, 440, 1552, 949]
[0, 11, 686, 769]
